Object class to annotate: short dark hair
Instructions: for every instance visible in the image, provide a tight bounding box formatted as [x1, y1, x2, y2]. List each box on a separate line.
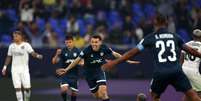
[13, 31, 27, 41]
[65, 35, 73, 40]
[154, 13, 168, 25]
[91, 34, 102, 41]
[13, 31, 23, 36]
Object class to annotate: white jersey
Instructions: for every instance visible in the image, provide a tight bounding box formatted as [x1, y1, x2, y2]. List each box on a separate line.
[8, 42, 34, 73]
[182, 40, 201, 92]
[182, 40, 201, 72]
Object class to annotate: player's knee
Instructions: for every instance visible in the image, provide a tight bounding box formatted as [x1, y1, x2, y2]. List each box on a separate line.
[60, 85, 68, 93]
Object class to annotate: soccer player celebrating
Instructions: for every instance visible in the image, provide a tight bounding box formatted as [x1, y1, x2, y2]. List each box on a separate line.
[52, 36, 82, 101]
[181, 29, 201, 101]
[2, 31, 43, 101]
[56, 35, 139, 101]
[102, 13, 201, 101]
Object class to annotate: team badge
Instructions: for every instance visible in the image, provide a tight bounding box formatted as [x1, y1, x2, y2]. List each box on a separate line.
[65, 53, 68, 56]
[73, 53, 77, 57]
[90, 54, 93, 57]
[80, 51, 84, 56]
[21, 46, 25, 49]
[100, 52, 104, 56]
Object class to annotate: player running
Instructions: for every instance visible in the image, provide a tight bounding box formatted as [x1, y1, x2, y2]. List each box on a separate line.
[56, 35, 139, 101]
[181, 29, 201, 101]
[52, 35, 83, 101]
[102, 14, 201, 101]
[2, 31, 43, 101]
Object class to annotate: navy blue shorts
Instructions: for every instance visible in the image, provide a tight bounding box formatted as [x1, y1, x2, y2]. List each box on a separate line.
[58, 75, 78, 92]
[85, 71, 107, 93]
[150, 71, 192, 97]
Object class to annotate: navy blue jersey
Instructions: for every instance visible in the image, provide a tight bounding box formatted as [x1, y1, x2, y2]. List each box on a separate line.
[79, 44, 112, 74]
[137, 28, 185, 74]
[59, 47, 80, 77]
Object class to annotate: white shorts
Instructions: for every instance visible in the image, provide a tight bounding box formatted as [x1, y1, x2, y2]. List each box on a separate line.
[11, 71, 31, 89]
[182, 67, 201, 92]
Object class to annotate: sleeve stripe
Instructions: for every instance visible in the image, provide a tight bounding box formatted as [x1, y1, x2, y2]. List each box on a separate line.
[136, 44, 144, 51]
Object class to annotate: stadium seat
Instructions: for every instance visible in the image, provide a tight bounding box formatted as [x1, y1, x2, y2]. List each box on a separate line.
[48, 18, 59, 31]
[84, 15, 95, 26]
[177, 29, 191, 42]
[36, 18, 45, 31]
[144, 3, 156, 19]
[1, 34, 12, 45]
[6, 9, 18, 22]
[78, 18, 86, 37]
[108, 10, 122, 26]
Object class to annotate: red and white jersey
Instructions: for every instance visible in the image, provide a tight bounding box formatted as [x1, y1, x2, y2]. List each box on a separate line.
[8, 42, 34, 73]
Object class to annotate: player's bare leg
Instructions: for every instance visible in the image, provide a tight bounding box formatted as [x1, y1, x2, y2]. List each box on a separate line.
[93, 85, 110, 101]
[24, 88, 31, 101]
[60, 84, 69, 101]
[150, 91, 160, 101]
[15, 88, 23, 101]
[184, 89, 201, 101]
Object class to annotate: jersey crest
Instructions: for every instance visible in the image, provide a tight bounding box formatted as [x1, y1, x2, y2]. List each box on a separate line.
[73, 53, 77, 57]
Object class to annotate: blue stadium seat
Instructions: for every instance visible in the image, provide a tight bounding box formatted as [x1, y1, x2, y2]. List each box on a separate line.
[36, 18, 45, 31]
[84, 16, 95, 26]
[59, 18, 68, 30]
[132, 3, 145, 25]
[1, 34, 12, 45]
[6, 9, 18, 22]
[108, 10, 122, 26]
[144, 4, 156, 19]
[78, 19, 86, 36]
[132, 3, 144, 16]
[48, 18, 59, 31]
[177, 29, 191, 42]
[55, 27, 64, 39]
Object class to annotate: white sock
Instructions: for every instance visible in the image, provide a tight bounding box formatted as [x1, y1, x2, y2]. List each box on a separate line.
[24, 90, 31, 101]
[16, 91, 23, 101]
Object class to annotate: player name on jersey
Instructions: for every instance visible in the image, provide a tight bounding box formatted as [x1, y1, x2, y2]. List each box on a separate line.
[155, 34, 174, 39]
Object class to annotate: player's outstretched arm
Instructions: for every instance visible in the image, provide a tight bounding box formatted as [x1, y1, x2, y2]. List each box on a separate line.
[111, 49, 140, 64]
[78, 59, 84, 66]
[102, 48, 141, 70]
[2, 56, 12, 76]
[31, 52, 43, 60]
[65, 57, 81, 71]
[182, 44, 201, 58]
[56, 57, 82, 76]
[52, 49, 62, 64]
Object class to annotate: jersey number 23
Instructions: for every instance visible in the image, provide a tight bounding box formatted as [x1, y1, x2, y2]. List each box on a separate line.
[156, 40, 177, 62]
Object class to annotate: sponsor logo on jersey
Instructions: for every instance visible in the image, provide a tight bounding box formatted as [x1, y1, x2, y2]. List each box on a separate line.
[80, 51, 84, 56]
[90, 59, 103, 64]
[100, 52, 104, 56]
[21, 46, 25, 49]
[73, 53, 77, 57]
[65, 59, 74, 63]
